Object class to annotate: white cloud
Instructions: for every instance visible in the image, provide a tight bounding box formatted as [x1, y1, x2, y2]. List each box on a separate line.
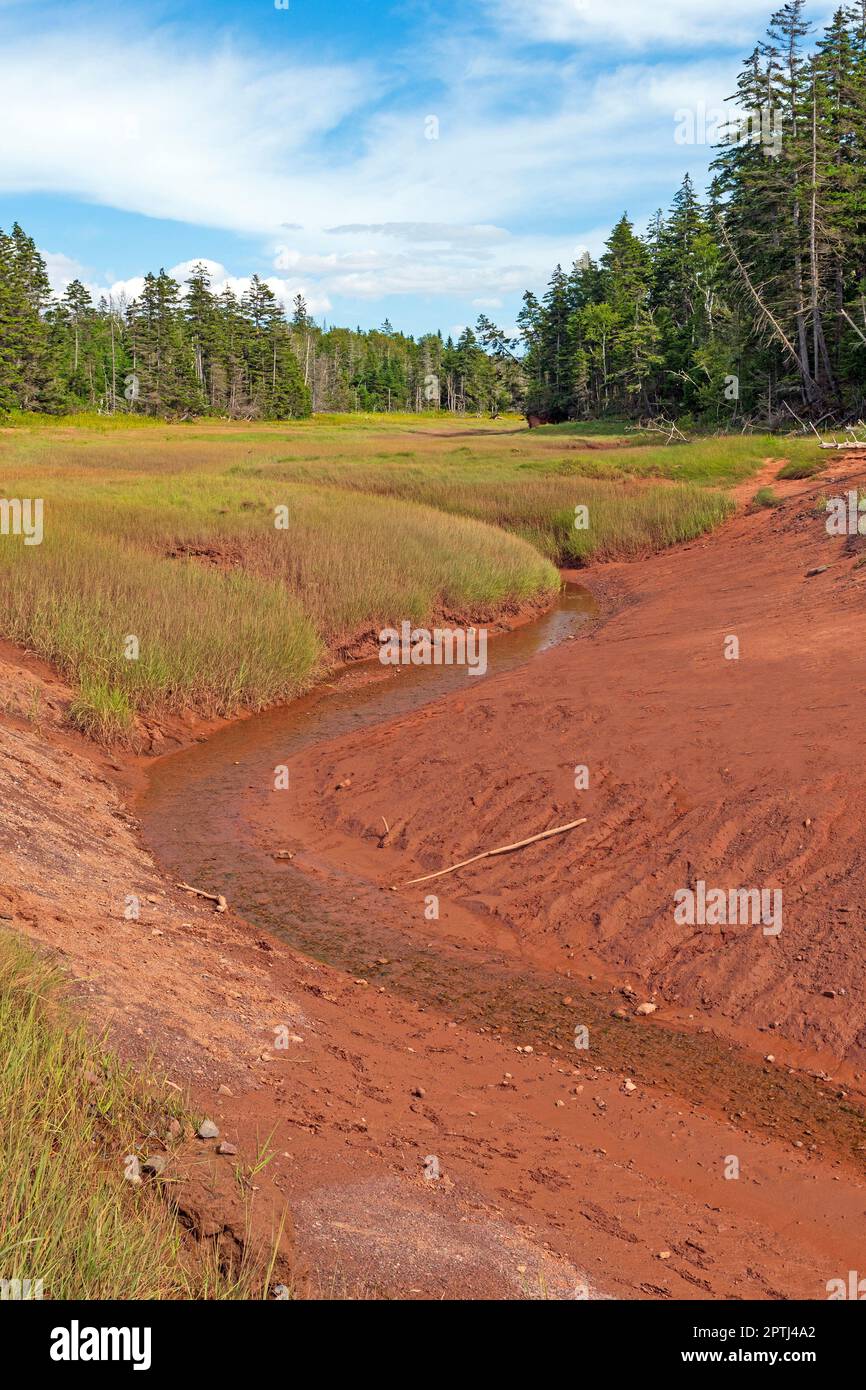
[42, 254, 331, 316]
[489, 0, 821, 50]
[41, 249, 88, 296]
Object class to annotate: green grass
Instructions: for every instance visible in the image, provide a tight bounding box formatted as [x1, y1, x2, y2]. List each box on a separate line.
[0, 414, 786, 738]
[0, 932, 279, 1299]
[776, 458, 827, 480]
[753, 486, 782, 507]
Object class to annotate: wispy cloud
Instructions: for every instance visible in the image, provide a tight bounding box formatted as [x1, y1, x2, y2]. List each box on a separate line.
[0, 2, 791, 318]
[489, 0, 827, 51]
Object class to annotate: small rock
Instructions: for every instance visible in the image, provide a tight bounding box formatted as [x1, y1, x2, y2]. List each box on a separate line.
[124, 1155, 142, 1185]
[411, 1086, 426, 1098]
[272, 850, 294, 860]
[806, 565, 829, 577]
[657, 1250, 671, 1260]
[765, 1054, 775, 1063]
[217, 1141, 238, 1156]
[623, 1079, 637, 1093]
[142, 1153, 167, 1177]
[635, 1002, 658, 1016]
[218, 1084, 233, 1096]
[197, 1119, 219, 1140]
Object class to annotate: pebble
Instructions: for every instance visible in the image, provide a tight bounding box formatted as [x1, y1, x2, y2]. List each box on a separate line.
[197, 1119, 219, 1139]
[217, 1141, 238, 1156]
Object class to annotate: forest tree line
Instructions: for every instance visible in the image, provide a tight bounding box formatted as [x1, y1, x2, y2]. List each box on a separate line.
[0, 1, 863, 425]
[506, 1, 866, 425]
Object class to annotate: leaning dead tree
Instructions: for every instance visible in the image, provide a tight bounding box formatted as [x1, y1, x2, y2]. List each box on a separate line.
[716, 216, 822, 407]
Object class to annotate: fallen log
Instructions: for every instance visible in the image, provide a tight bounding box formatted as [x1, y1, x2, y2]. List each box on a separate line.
[400, 817, 588, 887]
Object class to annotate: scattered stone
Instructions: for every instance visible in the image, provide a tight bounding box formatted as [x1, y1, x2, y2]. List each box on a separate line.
[124, 1155, 142, 1185]
[411, 1085, 426, 1098]
[142, 1153, 167, 1177]
[272, 850, 294, 860]
[623, 1079, 637, 1093]
[635, 1002, 658, 1016]
[657, 1250, 671, 1260]
[197, 1119, 219, 1140]
[217, 1141, 238, 1156]
[806, 565, 829, 577]
[218, 1084, 233, 1096]
[765, 1054, 776, 1063]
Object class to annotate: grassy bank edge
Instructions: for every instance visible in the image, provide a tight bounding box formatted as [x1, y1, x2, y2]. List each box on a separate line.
[0, 930, 286, 1300]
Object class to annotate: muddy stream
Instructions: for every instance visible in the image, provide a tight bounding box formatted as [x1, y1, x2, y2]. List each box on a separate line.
[137, 583, 866, 1167]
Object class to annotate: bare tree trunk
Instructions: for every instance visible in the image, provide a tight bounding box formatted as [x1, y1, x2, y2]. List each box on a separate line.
[809, 71, 835, 396]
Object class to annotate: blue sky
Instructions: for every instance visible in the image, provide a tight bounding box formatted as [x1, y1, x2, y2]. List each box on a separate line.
[0, 0, 835, 337]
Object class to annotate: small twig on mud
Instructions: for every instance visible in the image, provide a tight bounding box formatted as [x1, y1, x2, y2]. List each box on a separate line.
[377, 816, 391, 849]
[176, 881, 228, 913]
[399, 817, 588, 887]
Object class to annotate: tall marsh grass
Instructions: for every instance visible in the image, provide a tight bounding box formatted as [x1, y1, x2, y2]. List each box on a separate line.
[0, 933, 273, 1299]
[0, 415, 761, 736]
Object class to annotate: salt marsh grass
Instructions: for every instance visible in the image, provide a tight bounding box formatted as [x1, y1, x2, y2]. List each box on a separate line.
[0, 414, 772, 737]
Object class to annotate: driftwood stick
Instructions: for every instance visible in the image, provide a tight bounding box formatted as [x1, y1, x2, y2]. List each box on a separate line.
[176, 881, 228, 912]
[401, 817, 588, 886]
